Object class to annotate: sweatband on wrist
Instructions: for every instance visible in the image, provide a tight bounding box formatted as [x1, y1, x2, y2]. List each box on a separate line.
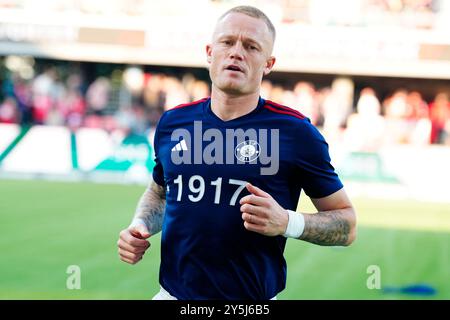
[283, 210, 305, 239]
[129, 217, 147, 229]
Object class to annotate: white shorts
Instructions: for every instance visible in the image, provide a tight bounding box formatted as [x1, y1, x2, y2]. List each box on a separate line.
[152, 286, 277, 300]
[152, 286, 178, 300]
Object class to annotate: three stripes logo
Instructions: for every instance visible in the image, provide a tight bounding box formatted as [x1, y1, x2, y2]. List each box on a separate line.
[171, 139, 188, 152]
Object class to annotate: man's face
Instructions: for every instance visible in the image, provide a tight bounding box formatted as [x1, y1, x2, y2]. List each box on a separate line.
[206, 13, 276, 96]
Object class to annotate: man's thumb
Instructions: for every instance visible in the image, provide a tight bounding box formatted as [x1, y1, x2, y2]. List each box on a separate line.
[134, 225, 151, 239]
[129, 218, 151, 239]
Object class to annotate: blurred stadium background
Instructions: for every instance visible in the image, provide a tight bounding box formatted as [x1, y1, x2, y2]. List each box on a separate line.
[0, 0, 449, 300]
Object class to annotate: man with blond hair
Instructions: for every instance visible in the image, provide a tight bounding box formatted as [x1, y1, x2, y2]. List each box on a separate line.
[118, 5, 356, 300]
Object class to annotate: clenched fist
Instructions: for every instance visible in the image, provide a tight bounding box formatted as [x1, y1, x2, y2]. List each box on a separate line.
[118, 219, 151, 265]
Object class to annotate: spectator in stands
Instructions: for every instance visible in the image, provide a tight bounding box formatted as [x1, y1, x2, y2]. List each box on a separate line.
[190, 80, 210, 101]
[383, 89, 411, 144]
[31, 68, 57, 124]
[321, 78, 354, 144]
[62, 73, 86, 129]
[345, 87, 385, 151]
[86, 76, 111, 116]
[12, 75, 33, 124]
[0, 97, 20, 123]
[430, 92, 450, 144]
[407, 91, 431, 145]
[163, 76, 190, 110]
[142, 73, 166, 128]
[293, 81, 318, 125]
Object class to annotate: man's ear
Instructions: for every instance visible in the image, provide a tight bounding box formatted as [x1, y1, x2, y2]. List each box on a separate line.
[263, 56, 276, 76]
[206, 44, 212, 64]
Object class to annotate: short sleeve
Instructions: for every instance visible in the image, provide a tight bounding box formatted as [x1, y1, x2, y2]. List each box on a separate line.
[294, 122, 343, 199]
[152, 114, 166, 187]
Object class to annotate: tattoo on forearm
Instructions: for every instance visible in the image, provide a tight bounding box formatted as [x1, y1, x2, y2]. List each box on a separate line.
[299, 210, 351, 246]
[134, 179, 166, 235]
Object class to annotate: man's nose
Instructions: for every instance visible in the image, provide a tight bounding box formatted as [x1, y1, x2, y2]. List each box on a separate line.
[229, 42, 244, 60]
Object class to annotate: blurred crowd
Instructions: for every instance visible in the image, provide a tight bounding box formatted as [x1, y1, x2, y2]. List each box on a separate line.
[260, 0, 442, 29]
[261, 78, 450, 149]
[0, 61, 210, 135]
[1, 61, 449, 151]
[1, 0, 446, 30]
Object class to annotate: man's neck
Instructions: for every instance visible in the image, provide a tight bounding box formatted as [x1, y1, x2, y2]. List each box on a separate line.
[210, 88, 260, 121]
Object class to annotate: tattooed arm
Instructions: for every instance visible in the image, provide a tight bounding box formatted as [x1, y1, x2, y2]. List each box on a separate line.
[299, 188, 356, 246]
[118, 178, 166, 265]
[240, 184, 356, 247]
[133, 177, 166, 235]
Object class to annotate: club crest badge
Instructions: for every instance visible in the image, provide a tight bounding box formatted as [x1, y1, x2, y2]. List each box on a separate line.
[235, 140, 260, 163]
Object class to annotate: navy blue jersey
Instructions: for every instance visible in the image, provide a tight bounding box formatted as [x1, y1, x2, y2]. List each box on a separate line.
[152, 97, 343, 299]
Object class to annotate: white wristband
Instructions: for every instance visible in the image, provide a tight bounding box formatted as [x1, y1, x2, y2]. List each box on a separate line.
[129, 217, 147, 229]
[283, 210, 305, 239]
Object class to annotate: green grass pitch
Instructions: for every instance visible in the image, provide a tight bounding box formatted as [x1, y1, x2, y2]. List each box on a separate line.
[0, 179, 449, 299]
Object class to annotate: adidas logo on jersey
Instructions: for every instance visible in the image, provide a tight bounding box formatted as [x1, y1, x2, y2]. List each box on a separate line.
[171, 139, 188, 152]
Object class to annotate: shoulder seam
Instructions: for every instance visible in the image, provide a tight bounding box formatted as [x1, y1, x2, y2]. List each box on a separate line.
[263, 104, 306, 120]
[265, 100, 306, 119]
[170, 97, 209, 110]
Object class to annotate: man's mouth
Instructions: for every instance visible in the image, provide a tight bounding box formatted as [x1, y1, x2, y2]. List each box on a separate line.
[225, 65, 244, 73]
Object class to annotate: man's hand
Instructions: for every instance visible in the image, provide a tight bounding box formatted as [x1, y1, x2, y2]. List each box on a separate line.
[118, 220, 151, 265]
[239, 183, 289, 236]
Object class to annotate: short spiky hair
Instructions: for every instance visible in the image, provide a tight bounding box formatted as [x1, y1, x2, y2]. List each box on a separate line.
[218, 5, 276, 41]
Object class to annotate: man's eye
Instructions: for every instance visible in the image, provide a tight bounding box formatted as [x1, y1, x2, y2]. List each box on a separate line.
[223, 40, 232, 45]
